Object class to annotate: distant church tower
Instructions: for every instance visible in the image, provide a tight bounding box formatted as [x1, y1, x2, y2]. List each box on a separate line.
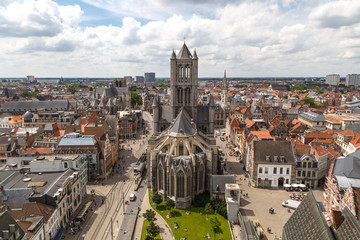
[221, 70, 229, 107]
[170, 43, 198, 120]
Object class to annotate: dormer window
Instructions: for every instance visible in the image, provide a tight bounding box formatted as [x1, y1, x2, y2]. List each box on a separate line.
[266, 156, 270, 162]
[274, 156, 278, 162]
[280, 156, 285, 162]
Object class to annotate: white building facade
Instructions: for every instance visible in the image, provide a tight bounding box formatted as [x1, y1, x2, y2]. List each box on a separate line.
[326, 74, 340, 86]
[346, 74, 360, 86]
[257, 164, 292, 187]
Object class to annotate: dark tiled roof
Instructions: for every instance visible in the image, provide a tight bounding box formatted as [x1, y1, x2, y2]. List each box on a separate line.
[1, 100, 69, 112]
[283, 191, 335, 240]
[168, 109, 196, 137]
[333, 207, 360, 240]
[253, 140, 295, 164]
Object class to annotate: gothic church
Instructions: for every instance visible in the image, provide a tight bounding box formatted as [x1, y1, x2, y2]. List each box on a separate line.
[148, 43, 218, 209]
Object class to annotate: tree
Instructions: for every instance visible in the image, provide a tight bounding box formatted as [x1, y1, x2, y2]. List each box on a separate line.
[282, 95, 288, 99]
[301, 97, 315, 107]
[143, 209, 156, 222]
[152, 192, 162, 205]
[21, 91, 38, 98]
[165, 199, 175, 210]
[204, 203, 214, 214]
[146, 221, 160, 237]
[145, 235, 154, 240]
[210, 217, 222, 234]
[130, 91, 143, 107]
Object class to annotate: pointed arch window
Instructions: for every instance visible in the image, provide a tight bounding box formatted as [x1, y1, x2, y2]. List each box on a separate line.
[198, 164, 204, 191]
[179, 141, 184, 155]
[158, 166, 163, 190]
[177, 171, 185, 198]
[186, 169, 191, 196]
[178, 66, 183, 82]
[171, 170, 175, 196]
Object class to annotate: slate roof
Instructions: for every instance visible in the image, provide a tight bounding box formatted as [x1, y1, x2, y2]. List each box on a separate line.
[300, 111, 326, 122]
[333, 152, 360, 190]
[212, 175, 235, 193]
[253, 140, 295, 164]
[197, 106, 209, 123]
[333, 207, 360, 240]
[283, 191, 335, 240]
[177, 43, 193, 59]
[94, 86, 128, 98]
[1, 100, 69, 112]
[168, 109, 196, 137]
[0, 211, 25, 239]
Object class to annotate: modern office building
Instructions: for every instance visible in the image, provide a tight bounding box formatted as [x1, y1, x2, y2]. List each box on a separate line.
[326, 74, 340, 86]
[345, 74, 360, 86]
[144, 72, 155, 82]
[135, 76, 145, 83]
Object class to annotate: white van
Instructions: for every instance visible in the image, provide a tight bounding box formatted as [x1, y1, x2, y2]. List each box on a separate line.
[129, 193, 136, 201]
[282, 199, 301, 209]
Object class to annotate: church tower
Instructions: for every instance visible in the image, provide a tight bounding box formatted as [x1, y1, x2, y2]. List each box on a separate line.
[170, 43, 198, 121]
[221, 70, 229, 107]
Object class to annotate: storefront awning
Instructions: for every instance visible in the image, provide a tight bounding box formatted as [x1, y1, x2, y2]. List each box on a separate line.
[76, 202, 92, 220]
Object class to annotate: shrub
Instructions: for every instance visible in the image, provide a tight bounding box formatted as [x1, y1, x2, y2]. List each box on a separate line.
[145, 235, 154, 240]
[210, 217, 222, 234]
[204, 203, 214, 214]
[165, 199, 175, 210]
[152, 192, 162, 205]
[210, 199, 228, 219]
[193, 191, 210, 207]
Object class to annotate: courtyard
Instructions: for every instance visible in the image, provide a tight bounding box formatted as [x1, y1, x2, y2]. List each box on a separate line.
[216, 132, 325, 239]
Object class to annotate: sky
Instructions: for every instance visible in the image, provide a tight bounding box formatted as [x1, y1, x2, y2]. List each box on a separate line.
[1, 0, 360, 78]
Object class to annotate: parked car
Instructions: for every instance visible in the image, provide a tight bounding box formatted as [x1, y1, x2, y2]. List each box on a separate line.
[282, 200, 301, 209]
[220, 136, 225, 141]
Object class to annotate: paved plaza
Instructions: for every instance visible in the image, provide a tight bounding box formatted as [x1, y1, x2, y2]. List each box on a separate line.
[216, 131, 324, 239]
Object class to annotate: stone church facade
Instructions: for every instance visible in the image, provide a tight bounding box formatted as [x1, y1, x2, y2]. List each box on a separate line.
[148, 43, 218, 209]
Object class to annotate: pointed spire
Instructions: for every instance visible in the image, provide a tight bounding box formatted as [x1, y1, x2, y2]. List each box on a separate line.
[152, 96, 159, 107]
[222, 70, 228, 90]
[193, 49, 198, 59]
[171, 49, 176, 59]
[177, 42, 192, 59]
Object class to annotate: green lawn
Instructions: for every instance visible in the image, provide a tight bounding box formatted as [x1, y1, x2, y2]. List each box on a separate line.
[148, 189, 231, 240]
[141, 219, 161, 240]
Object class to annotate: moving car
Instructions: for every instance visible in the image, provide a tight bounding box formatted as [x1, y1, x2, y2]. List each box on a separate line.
[130, 193, 136, 201]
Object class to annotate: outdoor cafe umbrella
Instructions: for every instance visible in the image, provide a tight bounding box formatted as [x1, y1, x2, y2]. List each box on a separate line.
[283, 184, 291, 188]
[298, 184, 306, 188]
[291, 184, 299, 188]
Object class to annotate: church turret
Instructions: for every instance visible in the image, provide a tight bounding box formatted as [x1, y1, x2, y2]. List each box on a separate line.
[152, 96, 159, 134]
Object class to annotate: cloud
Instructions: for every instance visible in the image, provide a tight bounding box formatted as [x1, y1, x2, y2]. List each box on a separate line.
[309, 0, 360, 28]
[0, 0, 82, 37]
[0, 0, 360, 77]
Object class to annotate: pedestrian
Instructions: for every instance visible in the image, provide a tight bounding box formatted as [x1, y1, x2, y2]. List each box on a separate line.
[248, 182, 251, 187]
[246, 193, 248, 197]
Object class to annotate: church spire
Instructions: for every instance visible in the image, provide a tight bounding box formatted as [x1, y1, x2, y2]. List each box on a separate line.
[171, 49, 176, 59]
[222, 70, 228, 90]
[193, 49, 198, 59]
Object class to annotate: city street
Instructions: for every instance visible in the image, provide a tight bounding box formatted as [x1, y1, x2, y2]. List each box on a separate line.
[64, 111, 153, 240]
[215, 129, 324, 239]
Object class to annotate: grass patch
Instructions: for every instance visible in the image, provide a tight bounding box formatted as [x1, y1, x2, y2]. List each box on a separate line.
[141, 219, 161, 240]
[148, 189, 231, 240]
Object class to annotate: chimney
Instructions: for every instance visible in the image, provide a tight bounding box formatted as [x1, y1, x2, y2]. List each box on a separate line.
[331, 209, 344, 230]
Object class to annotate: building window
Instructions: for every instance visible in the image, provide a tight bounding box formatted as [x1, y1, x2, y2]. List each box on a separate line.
[259, 167, 262, 174]
[307, 171, 311, 177]
[303, 162, 306, 168]
[302, 171, 306, 177]
[158, 167, 163, 190]
[170, 170, 175, 196]
[64, 163, 68, 168]
[312, 171, 316, 178]
[199, 165, 204, 191]
[280, 168, 283, 174]
[297, 171, 301, 177]
[265, 168, 269, 174]
[273, 168, 277, 174]
[187, 170, 191, 196]
[285, 179, 289, 184]
[286, 168, 290, 175]
[177, 171, 185, 198]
